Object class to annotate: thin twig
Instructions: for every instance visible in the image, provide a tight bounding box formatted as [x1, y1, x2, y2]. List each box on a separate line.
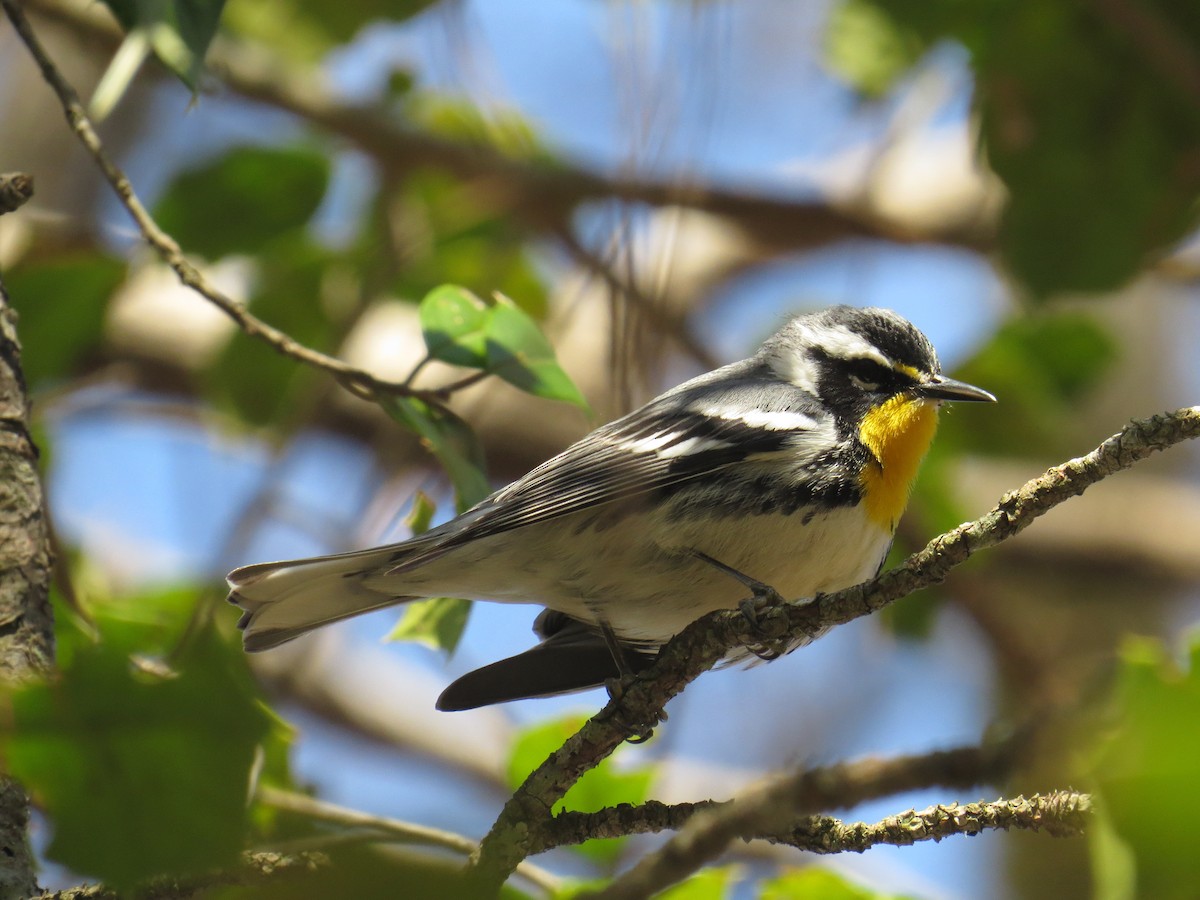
[0, 0, 453, 407]
[255, 786, 562, 895]
[0, 172, 34, 214]
[470, 406, 1200, 888]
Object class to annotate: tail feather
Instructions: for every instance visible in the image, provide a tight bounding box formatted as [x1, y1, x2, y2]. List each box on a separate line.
[227, 546, 417, 651]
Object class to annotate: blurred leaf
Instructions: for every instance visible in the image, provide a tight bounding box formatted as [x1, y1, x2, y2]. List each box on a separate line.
[223, 0, 439, 63]
[839, 1, 1200, 295]
[2, 619, 270, 889]
[101, 0, 225, 86]
[1089, 802, 1138, 900]
[938, 312, 1118, 458]
[656, 866, 737, 900]
[762, 866, 916, 899]
[5, 254, 125, 390]
[1092, 635, 1200, 899]
[205, 237, 335, 426]
[406, 94, 546, 159]
[406, 490, 437, 535]
[825, 0, 923, 97]
[381, 395, 490, 510]
[485, 295, 589, 410]
[509, 716, 654, 865]
[154, 145, 330, 260]
[385, 597, 470, 653]
[226, 842, 527, 900]
[420, 284, 490, 368]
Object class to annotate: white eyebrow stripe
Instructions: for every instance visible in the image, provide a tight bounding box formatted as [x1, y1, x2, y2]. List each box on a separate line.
[799, 323, 895, 367]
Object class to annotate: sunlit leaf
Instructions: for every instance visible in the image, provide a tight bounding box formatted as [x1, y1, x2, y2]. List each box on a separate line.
[154, 145, 330, 260]
[385, 597, 471, 653]
[825, 0, 922, 97]
[419, 284, 490, 368]
[509, 716, 654, 865]
[2, 620, 270, 889]
[762, 866, 916, 899]
[656, 866, 737, 900]
[485, 295, 589, 410]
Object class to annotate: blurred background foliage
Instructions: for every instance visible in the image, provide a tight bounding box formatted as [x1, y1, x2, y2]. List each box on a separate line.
[2, 0, 1200, 897]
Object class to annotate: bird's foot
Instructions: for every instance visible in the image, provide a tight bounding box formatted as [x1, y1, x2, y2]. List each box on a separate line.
[602, 675, 665, 744]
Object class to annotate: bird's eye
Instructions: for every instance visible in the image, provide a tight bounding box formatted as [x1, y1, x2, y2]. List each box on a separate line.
[844, 358, 894, 392]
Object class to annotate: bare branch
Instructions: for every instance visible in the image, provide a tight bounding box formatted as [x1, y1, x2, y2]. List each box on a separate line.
[778, 791, 1092, 854]
[27, 850, 328, 900]
[0, 0, 470, 408]
[255, 787, 562, 896]
[25, 0, 993, 259]
[470, 406, 1200, 888]
[534, 737, 1021, 854]
[0, 172, 34, 214]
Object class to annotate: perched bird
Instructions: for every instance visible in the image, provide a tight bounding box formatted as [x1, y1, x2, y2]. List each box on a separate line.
[228, 306, 994, 710]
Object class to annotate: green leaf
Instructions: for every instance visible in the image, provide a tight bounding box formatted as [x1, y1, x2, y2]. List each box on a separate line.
[154, 145, 330, 260]
[825, 0, 923, 97]
[381, 396, 490, 511]
[656, 867, 738, 900]
[855, 0, 1200, 295]
[101, 0, 226, 87]
[377, 398, 487, 652]
[222, 0, 440, 63]
[485, 296, 589, 410]
[2, 620, 271, 889]
[204, 238, 335, 426]
[1091, 635, 1200, 899]
[419, 284, 490, 368]
[406, 490, 437, 536]
[936, 312, 1117, 459]
[762, 866, 916, 900]
[385, 597, 470, 653]
[508, 716, 654, 865]
[5, 254, 125, 390]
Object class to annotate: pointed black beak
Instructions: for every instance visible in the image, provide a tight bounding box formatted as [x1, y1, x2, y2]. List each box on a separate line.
[915, 374, 996, 403]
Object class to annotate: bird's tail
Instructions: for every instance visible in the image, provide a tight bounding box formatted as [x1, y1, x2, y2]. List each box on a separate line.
[227, 545, 418, 651]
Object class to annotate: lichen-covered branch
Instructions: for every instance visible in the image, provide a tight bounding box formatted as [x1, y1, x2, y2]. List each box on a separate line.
[534, 737, 1021, 854]
[471, 406, 1200, 889]
[779, 791, 1092, 854]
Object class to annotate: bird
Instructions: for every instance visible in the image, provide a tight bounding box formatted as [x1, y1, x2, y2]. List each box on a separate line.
[227, 305, 994, 711]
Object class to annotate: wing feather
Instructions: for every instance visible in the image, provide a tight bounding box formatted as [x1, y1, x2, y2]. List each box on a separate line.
[390, 366, 826, 573]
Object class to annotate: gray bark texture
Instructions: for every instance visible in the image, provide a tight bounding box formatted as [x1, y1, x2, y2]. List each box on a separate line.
[0, 183, 56, 898]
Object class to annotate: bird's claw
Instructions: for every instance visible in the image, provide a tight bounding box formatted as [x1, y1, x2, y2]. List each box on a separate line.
[603, 676, 664, 744]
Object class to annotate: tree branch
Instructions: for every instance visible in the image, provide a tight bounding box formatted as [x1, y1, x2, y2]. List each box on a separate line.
[0, 173, 53, 900]
[470, 406, 1200, 889]
[255, 786, 561, 896]
[25, 0, 994, 259]
[533, 736, 1022, 854]
[0, 0, 475, 409]
[27, 850, 328, 900]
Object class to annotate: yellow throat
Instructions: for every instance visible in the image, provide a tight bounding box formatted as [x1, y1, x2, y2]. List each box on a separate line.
[857, 395, 939, 532]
